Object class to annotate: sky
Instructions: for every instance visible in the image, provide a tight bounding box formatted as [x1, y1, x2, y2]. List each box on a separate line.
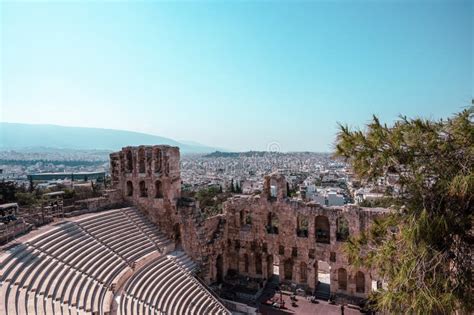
[0, 0, 472, 152]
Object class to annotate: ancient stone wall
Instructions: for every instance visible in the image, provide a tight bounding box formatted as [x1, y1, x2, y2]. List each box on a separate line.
[110, 147, 388, 300]
[219, 173, 388, 298]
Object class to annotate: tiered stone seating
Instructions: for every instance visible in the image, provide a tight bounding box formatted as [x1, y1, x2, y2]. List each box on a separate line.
[0, 207, 172, 315]
[119, 251, 230, 315]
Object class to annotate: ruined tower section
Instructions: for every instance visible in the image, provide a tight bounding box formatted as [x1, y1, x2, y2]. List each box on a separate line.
[109, 145, 181, 238]
[263, 172, 288, 200]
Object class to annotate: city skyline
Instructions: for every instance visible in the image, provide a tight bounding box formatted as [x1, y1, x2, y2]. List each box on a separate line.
[1, 0, 472, 152]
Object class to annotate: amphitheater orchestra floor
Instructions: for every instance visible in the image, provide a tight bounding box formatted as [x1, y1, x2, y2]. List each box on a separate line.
[259, 294, 361, 315]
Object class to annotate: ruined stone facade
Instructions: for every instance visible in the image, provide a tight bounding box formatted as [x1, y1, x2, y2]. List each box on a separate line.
[221, 173, 387, 299]
[110, 145, 181, 238]
[110, 146, 388, 301]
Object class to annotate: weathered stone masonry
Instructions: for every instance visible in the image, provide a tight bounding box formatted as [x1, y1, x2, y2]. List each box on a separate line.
[110, 146, 388, 300]
[110, 146, 181, 238]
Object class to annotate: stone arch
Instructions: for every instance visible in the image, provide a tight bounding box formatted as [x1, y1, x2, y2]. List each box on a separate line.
[153, 148, 162, 173]
[266, 255, 273, 278]
[155, 180, 163, 198]
[356, 271, 365, 293]
[336, 216, 349, 241]
[300, 262, 307, 283]
[138, 148, 146, 173]
[244, 254, 249, 273]
[264, 173, 288, 199]
[283, 259, 293, 281]
[216, 255, 224, 283]
[110, 157, 119, 179]
[126, 181, 133, 196]
[139, 181, 147, 197]
[267, 212, 279, 234]
[126, 150, 133, 172]
[315, 215, 330, 243]
[146, 148, 153, 172]
[173, 223, 181, 244]
[255, 253, 263, 275]
[164, 156, 170, 175]
[338, 268, 348, 290]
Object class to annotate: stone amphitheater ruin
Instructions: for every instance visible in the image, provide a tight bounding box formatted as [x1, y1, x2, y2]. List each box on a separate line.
[1, 145, 389, 314]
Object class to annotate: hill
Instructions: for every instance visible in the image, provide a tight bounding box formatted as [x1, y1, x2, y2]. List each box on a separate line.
[0, 122, 218, 154]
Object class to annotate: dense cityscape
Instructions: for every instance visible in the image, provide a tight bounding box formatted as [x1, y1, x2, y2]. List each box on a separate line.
[0, 149, 390, 209]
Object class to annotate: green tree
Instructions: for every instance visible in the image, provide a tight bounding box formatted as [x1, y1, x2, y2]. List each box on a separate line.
[195, 186, 231, 218]
[230, 179, 235, 193]
[335, 107, 473, 313]
[0, 181, 18, 203]
[235, 181, 242, 193]
[15, 192, 41, 206]
[63, 189, 76, 199]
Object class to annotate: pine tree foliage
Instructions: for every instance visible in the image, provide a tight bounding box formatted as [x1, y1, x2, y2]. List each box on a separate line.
[335, 106, 473, 313]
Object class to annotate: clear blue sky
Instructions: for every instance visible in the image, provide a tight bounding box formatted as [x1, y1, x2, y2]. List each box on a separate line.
[0, 0, 472, 152]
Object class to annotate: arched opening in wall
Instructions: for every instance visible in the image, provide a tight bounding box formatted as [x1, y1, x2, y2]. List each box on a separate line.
[356, 271, 365, 293]
[269, 178, 278, 199]
[315, 215, 330, 243]
[336, 217, 349, 242]
[173, 223, 181, 245]
[146, 148, 153, 172]
[300, 262, 307, 284]
[227, 252, 239, 273]
[266, 212, 279, 234]
[245, 212, 252, 225]
[216, 255, 224, 283]
[283, 259, 293, 281]
[139, 181, 147, 197]
[240, 210, 252, 230]
[371, 280, 383, 292]
[164, 156, 170, 175]
[296, 215, 309, 237]
[126, 150, 133, 173]
[315, 260, 331, 295]
[126, 181, 133, 196]
[244, 254, 249, 273]
[155, 180, 163, 198]
[138, 148, 146, 173]
[153, 148, 162, 173]
[338, 268, 348, 290]
[255, 253, 262, 275]
[266, 255, 277, 279]
[111, 158, 119, 179]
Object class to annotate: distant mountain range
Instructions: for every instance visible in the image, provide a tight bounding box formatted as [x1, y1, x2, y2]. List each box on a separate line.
[0, 122, 220, 154]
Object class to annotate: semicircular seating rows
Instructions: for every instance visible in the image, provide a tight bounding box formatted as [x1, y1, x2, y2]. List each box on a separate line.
[0, 207, 186, 315]
[118, 252, 231, 315]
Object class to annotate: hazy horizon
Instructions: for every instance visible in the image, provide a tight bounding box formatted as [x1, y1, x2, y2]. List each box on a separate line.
[0, 121, 334, 153]
[1, 1, 472, 152]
